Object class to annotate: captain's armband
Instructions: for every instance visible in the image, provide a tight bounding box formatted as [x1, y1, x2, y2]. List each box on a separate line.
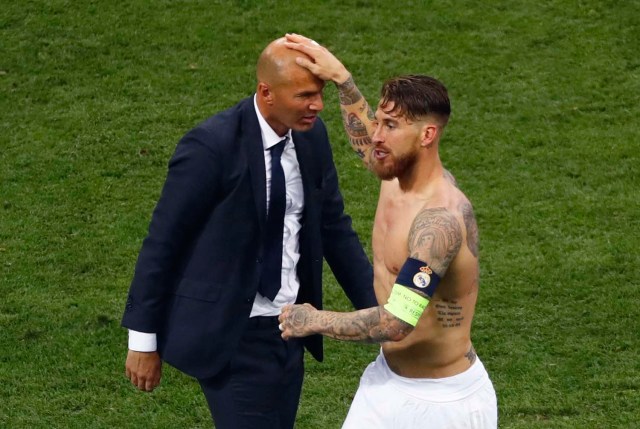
[383, 258, 442, 327]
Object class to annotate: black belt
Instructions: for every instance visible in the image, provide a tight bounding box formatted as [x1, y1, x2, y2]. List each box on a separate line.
[247, 315, 280, 329]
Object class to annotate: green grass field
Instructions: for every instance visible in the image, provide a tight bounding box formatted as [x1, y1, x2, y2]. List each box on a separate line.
[1, 0, 639, 427]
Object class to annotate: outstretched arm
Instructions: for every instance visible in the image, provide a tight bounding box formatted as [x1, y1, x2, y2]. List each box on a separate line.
[280, 206, 464, 343]
[284, 33, 376, 162]
[279, 303, 411, 343]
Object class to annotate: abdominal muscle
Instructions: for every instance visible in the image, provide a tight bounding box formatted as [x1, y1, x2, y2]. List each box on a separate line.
[373, 254, 478, 379]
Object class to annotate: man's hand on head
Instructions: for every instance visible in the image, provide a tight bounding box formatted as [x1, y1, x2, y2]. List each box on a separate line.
[284, 33, 351, 84]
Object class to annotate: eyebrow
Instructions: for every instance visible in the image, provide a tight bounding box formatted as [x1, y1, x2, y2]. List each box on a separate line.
[375, 108, 402, 121]
[373, 115, 399, 124]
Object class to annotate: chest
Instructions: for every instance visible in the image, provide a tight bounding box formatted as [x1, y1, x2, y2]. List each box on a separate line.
[372, 194, 426, 275]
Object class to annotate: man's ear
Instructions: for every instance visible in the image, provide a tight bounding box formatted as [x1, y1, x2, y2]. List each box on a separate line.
[257, 82, 274, 105]
[420, 124, 439, 148]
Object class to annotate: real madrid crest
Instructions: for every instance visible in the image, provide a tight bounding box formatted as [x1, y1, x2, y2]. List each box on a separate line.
[413, 273, 431, 289]
[419, 265, 433, 275]
[413, 267, 432, 288]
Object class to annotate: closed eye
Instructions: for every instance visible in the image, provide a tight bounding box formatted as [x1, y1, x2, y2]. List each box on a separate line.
[384, 120, 397, 130]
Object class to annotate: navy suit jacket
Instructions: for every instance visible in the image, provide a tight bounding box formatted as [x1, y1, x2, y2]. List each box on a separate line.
[122, 97, 376, 379]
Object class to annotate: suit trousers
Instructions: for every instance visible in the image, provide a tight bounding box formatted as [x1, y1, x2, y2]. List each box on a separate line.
[198, 316, 304, 429]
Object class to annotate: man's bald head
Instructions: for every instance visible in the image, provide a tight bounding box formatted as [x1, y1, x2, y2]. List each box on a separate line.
[257, 37, 313, 86]
[255, 37, 325, 136]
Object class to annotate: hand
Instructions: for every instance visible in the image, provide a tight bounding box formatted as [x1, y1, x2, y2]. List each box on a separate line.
[278, 303, 317, 340]
[125, 350, 162, 392]
[284, 33, 351, 84]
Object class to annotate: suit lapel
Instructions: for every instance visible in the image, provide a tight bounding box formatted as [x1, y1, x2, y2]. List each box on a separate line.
[292, 131, 320, 208]
[241, 99, 268, 230]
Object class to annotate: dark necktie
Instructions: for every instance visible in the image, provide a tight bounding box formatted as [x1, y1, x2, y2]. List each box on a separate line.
[259, 137, 288, 300]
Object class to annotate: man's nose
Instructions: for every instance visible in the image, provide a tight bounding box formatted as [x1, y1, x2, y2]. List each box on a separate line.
[372, 125, 383, 144]
[309, 94, 323, 112]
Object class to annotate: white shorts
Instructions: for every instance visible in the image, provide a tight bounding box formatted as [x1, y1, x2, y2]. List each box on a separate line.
[342, 351, 497, 429]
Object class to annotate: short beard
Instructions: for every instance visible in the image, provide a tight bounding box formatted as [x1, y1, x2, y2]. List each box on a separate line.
[369, 150, 418, 181]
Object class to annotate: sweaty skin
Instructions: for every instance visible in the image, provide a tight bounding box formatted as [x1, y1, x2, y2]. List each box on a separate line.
[279, 34, 480, 378]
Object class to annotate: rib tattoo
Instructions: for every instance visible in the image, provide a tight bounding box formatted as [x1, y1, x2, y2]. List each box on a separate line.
[465, 346, 477, 364]
[435, 300, 464, 328]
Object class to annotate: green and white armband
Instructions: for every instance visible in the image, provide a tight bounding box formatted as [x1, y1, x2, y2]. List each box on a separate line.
[383, 257, 442, 326]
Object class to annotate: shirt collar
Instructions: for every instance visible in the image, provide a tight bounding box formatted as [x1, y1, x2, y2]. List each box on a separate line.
[254, 95, 292, 151]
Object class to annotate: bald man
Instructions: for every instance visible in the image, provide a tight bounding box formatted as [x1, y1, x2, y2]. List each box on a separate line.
[121, 38, 376, 428]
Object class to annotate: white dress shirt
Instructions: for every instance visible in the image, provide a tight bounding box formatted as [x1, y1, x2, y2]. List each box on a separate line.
[128, 96, 304, 351]
[250, 96, 304, 317]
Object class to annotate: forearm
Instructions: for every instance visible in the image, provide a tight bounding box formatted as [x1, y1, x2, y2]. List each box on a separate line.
[288, 306, 411, 343]
[335, 76, 376, 160]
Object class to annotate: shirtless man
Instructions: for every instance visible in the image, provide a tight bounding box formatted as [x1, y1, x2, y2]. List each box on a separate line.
[278, 34, 497, 428]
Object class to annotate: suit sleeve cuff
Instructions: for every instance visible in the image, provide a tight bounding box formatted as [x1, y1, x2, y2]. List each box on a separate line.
[128, 330, 157, 352]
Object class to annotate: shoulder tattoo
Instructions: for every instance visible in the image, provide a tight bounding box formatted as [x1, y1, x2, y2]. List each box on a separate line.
[408, 207, 462, 276]
[461, 202, 479, 258]
[443, 169, 458, 188]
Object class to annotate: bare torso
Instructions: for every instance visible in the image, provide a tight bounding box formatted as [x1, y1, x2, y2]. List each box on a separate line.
[372, 177, 479, 378]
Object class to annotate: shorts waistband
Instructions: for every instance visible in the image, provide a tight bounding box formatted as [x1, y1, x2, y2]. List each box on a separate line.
[377, 351, 491, 403]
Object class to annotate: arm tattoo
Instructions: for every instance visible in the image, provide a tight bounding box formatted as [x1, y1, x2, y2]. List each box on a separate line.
[408, 207, 462, 276]
[290, 306, 412, 343]
[337, 75, 364, 105]
[341, 108, 372, 153]
[322, 308, 380, 342]
[344, 112, 369, 140]
[336, 77, 374, 160]
[461, 202, 479, 257]
[366, 105, 376, 121]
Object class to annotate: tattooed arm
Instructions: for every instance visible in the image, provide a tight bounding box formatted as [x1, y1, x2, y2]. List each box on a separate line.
[279, 207, 464, 342]
[279, 303, 411, 343]
[336, 76, 376, 161]
[284, 33, 376, 161]
[407, 207, 462, 277]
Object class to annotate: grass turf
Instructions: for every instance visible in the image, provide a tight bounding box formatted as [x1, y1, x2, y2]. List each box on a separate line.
[1, 0, 639, 427]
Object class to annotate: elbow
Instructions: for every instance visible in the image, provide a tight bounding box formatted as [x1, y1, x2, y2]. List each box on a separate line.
[387, 325, 413, 342]
[375, 321, 414, 343]
[375, 307, 415, 342]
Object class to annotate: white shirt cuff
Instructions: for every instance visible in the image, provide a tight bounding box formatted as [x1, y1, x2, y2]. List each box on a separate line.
[128, 330, 157, 352]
